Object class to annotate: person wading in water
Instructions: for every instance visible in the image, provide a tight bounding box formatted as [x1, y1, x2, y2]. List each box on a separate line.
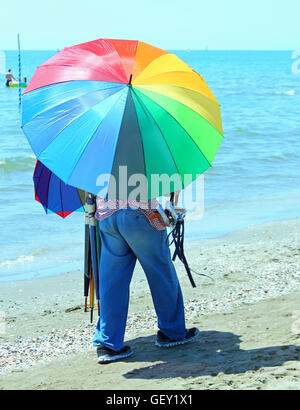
[5, 69, 16, 87]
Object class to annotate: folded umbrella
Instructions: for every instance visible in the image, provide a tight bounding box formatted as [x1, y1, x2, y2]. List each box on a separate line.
[86, 194, 100, 322]
[22, 38, 223, 200]
[84, 192, 92, 313]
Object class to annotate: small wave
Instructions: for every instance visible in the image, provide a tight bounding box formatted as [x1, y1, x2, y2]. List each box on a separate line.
[257, 153, 299, 163]
[204, 194, 299, 213]
[32, 248, 51, 257]
[0, 255, 34, 268]
[264, 155, 286, 162]
[233, 129, 263, 137]
[0, 155, 36, 174]
[0, 184, 32, 192]
[0, 248, 50, 268]
[254, 89, 296, 96]
[233, 127, 246, 134]
[221, 89, 296, 97]
[272, 90, 295, 96]
[285, 152, 298, 159]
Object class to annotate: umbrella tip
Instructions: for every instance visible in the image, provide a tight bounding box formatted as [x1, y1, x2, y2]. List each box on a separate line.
[128, 74, 132, 86]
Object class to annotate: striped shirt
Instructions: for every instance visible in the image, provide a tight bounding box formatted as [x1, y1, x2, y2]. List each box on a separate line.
[95, 197, 167, 231]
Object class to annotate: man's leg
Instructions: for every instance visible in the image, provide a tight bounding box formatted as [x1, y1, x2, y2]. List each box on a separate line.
[93, 215, 136, 351]
[117, 209, 186, 341]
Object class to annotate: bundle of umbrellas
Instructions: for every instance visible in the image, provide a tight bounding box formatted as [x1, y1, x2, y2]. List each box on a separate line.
[23, 39, 223, 318]
[33, 159, 100, 321]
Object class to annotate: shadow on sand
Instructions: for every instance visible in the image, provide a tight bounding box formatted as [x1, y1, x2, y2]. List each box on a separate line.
[122, 331, 300, 380]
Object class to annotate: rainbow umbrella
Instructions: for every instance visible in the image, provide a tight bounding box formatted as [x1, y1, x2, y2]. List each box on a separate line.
[21, 38, 223, 200]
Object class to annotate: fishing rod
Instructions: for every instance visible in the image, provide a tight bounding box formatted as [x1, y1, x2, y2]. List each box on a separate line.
[17, 34, 22, 109]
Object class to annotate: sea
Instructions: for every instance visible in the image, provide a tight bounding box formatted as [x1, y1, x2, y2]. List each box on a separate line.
[0, 50, 299, 282]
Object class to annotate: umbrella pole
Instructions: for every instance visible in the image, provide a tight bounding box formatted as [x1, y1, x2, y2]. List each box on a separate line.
[84, 192, 91, 312]
[17, 33, 22, 110]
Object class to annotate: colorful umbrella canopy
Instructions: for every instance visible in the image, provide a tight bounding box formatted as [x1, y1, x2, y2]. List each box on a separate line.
[33, 159, 85, 218]
[22, 39, 223, 199]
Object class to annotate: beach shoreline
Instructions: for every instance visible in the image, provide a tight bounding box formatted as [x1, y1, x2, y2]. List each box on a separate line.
[0, 217, 299, 390]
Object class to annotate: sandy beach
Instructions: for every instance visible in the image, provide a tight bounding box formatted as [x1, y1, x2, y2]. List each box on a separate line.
[0, 218, 299, 390]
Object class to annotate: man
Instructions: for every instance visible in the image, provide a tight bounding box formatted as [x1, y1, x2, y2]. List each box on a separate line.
[93, 195, 199, 364]
[5, 69, 16, 86]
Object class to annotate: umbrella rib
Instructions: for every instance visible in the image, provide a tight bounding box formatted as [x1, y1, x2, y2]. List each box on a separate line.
[116, 90, 147, 184]
[133, 52, 209, 86]
[24, 83, 123, 126]
[46, 166, 52, 213]
[105, 39, 137, 82]
[133, 71, 220, 107]
[136, 87, 224, 167]
[135, 84, 222, 135]
[34, 162, 42, 202]
[68, 42, 130, 82]
[134, 88, 214, 171]
[29, 86, 126, 159]
[129, 89, 147, 185]
[131, 88, 184, 189]
[135, 79, 220, 107]
[59, 176, 64, 218]
[39, 60, 126, 85]
[35, 162, 50, 214]
[133, 53, 170, 83]
[64, 88, 129, 186]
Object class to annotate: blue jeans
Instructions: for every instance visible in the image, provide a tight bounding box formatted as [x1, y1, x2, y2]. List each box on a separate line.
[93, 208, 186, 351]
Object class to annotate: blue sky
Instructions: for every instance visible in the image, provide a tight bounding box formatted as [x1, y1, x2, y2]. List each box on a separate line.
[1, 0, 299, 50]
